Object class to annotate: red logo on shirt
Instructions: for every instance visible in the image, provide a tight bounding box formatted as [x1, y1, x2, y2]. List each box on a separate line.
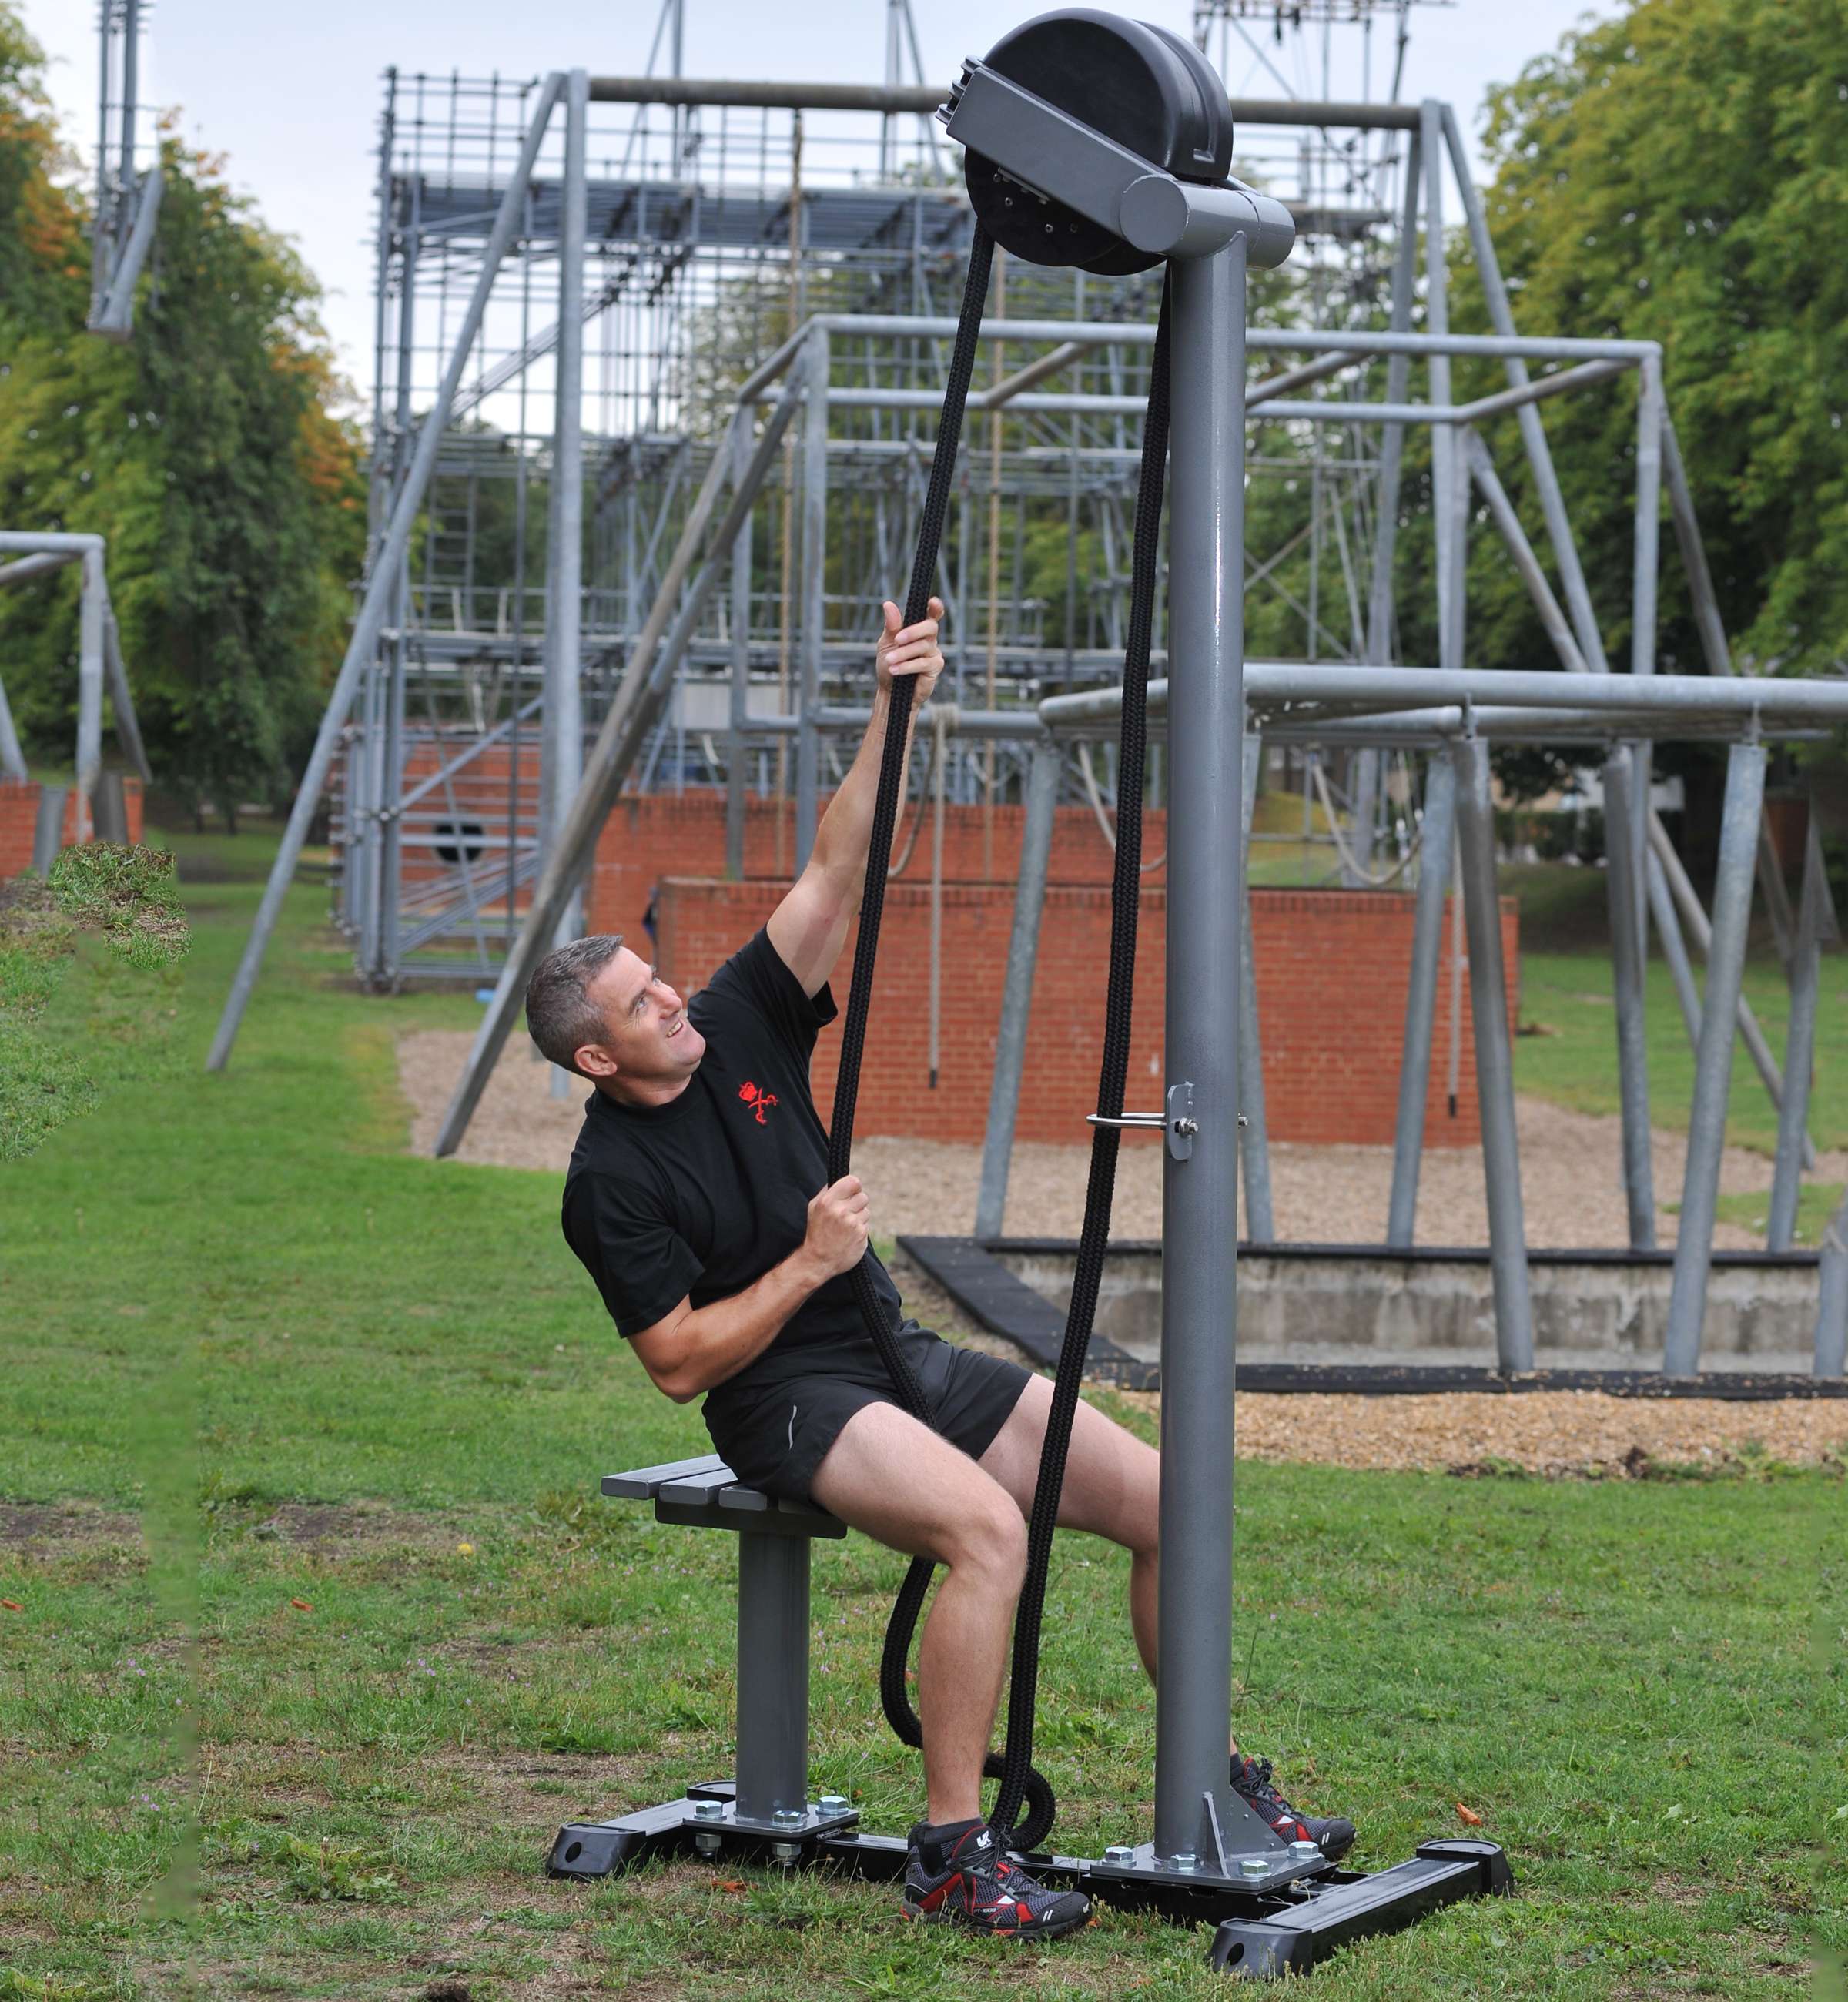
[738, 1080, 778, 1126]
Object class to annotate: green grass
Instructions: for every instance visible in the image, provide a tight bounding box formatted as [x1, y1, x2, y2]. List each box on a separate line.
[1517, 949, 1848, 1156]
[0, 824, 1843, 1998]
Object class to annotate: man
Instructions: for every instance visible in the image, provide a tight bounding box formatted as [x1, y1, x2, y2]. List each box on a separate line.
[530, 598, 1354, 1941]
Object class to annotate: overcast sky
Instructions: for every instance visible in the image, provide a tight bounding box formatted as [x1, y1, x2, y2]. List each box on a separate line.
[24, 0, 1617, 401]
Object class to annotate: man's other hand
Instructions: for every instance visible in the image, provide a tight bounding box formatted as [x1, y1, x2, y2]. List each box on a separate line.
[804, 1174, 871, 1278]
[875, 598, 945, 706]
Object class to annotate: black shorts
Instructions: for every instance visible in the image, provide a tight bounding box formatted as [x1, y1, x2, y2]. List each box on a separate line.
[701, 1321, 1033, 1504]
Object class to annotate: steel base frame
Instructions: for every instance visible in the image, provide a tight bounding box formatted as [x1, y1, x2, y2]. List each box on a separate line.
[547, 1784, 1512, 1978]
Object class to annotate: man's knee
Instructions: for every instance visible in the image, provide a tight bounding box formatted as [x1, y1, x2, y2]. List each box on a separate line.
[943, 1481, 1028, 1588]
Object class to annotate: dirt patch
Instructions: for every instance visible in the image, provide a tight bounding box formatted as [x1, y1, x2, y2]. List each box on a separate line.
[0, 1502, 140, 1549]
[229, 1503, 473, 1549]
[1110, 1387, 1848, 1476]
[396, 1028, 1843, 1252]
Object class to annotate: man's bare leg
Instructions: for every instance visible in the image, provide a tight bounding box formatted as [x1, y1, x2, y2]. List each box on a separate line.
[977, 1374, 1160, 1677]
[980, 1376, 1360, 1855]
[810, 1401, 1027, 1825]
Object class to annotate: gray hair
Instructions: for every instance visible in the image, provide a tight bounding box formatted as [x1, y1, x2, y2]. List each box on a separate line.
[525, 933, 626, 1075]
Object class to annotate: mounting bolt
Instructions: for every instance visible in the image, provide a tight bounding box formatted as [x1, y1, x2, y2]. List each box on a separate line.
[1101, 1845, 1135, 1866]
[692, 1799, 725, 1821]
[1239, 1856, 1270, 1880]
[693, 1830, 722, 1856]
[817, 1795, 851, 1816]
[772, 1806, 805, 1829]
[771, 1840, 802, 1866]
[1289, 1838, 1322, 1861]
[1170, 1850, 1197, 1874]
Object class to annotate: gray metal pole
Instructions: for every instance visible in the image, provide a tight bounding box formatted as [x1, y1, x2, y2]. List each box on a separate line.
[31, 785, 65, 875]
[1649, 810, 1813, 1168]
[92, 165, 162, 339]
[1239, 730, 1274, 1244]
[206, 72, 565, 1073]
[0, 668, 26, 782]
[1464, 430, 1589, 678]
[795, 328, 829, 872]
[733, 1533, 810, 1821]
[1663, 741, 1766, 1376]
[432, 384, 800, 1158]
[1386, 752, 1458, 1247]
[101, 607, 151, 784]
[1659, 412, 1733, 683]
[1767, 822, 1834, 1250]
[1816, 1191, 1848, 1379]
[1421, 105, 1456, 675]
[726, 418, 753, 879]
[1602, 745, 1656, 1248]
[1440, 104, 1612, 678]
[1348, 119, 1421, 882]
[1155, 234, 1250, 1870]
[118, 0, 139, 193]
[75, 547, 105, 839]
[1645, 846, 1702, 1049]
[0, 552, 75, 588]
[973, 738, 1058, 1240]
[1627, 356, 1663, 942]
[1451, 732, 1533, 1371]
[546, 70, 589, 952]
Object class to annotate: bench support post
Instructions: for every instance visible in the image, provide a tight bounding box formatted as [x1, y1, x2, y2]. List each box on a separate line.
[735, 1530, 811, 1820]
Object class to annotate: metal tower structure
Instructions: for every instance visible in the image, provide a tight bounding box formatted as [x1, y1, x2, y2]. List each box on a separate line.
[89, 0, 162, 340]
[205, 13, 1846, 1371]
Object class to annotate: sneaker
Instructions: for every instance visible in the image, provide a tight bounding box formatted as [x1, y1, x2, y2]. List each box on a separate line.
[1230, 1753, 1357, 1863]
[902, 1819, 1091, 1939]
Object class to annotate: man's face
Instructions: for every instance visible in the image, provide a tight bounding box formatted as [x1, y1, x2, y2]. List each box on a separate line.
[576, 946, 706, 1090]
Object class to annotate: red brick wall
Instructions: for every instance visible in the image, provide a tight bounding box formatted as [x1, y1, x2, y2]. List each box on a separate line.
[588, 789, 1146, 940]
[656, 875, 1518, 1148]
[0, 778, 144, 878]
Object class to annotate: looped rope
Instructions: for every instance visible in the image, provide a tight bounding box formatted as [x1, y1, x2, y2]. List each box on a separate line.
[826, 226, 1170, 1856]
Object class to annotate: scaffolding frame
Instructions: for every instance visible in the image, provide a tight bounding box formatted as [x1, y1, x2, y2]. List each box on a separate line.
[203, 55, 1844, 1374]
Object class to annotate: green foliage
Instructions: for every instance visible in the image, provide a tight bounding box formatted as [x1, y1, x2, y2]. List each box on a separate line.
[0, 4, 363, 824]
[0, 6, 85, 332]
[1461, 0, 1848, 681]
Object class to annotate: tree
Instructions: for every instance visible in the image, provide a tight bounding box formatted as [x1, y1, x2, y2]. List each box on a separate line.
[0, 5, 364, 826]
[1458, 0, 1848, 683]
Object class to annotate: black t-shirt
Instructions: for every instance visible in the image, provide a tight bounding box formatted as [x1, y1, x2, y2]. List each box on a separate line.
[561, 928, 903, 1391]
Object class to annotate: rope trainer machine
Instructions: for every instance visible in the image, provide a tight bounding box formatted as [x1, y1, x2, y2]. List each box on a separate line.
[554, 12, 1512, 1975]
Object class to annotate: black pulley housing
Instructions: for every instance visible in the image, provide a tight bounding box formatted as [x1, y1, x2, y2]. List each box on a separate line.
[961, 10, 1234, 276]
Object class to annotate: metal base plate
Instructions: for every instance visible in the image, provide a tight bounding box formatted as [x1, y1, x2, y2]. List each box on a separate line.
[550, 1788, 1514, 1978]
[548, 1786, 859, 1880]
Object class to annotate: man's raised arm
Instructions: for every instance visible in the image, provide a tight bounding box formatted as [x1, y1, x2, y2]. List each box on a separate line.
[766, 596, 944, 999]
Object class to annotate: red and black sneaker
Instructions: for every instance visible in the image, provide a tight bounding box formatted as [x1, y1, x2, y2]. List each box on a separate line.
[1230, 1753, 1357, 1863]
[902, 1820, 1091, 1940]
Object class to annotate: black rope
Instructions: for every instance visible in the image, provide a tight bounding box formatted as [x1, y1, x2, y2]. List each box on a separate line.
[826, 223, 1170, 1856]
[991, 280, 1170, 1850]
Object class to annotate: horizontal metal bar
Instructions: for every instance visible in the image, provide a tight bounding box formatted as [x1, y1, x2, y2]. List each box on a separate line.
[1043, 664, 1848, 728]
[0, 532, 105, 556]
[823, 362, 1632, 424]
[802, 316, 1660, 364]
[585, 78, 1421, 129]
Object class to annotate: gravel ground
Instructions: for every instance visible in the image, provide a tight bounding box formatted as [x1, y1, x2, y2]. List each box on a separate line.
[398, 1027, 1840, 1250]
[1110, 1388, 1847, 1475]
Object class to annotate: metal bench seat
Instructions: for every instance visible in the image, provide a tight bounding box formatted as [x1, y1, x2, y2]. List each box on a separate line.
[548, 1451, 857, 1880]
[601, 1453, 846, 1535]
